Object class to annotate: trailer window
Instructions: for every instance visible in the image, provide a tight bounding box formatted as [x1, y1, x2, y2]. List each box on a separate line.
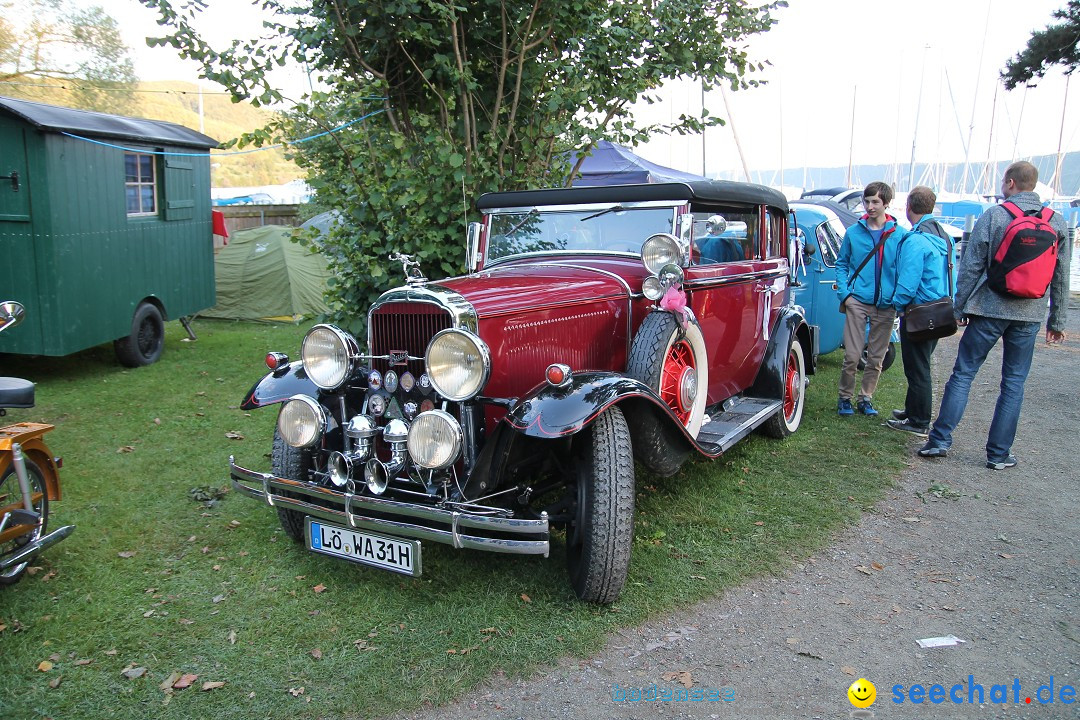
[125, 152, 157, 216]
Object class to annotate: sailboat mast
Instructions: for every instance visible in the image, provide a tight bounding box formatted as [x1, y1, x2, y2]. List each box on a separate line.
[721, 85, 752, 182]
[961, 0, 993, 193]
[1053, 74, 1070, 197]
[908, 45, 929, 191]
[847, 85, 857, 187]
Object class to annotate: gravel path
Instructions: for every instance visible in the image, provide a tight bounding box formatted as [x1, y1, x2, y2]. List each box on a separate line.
[393, 297, 1080, 720]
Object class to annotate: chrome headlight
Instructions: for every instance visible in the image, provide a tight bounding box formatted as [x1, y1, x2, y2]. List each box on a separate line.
[277, 395, 326, 448]
[301, 324, 360, 390]
[641, 233, 684, 274]
[407, 410, 464, 470]
[425, 329, 490, 401]
[642, 275, 665, 300]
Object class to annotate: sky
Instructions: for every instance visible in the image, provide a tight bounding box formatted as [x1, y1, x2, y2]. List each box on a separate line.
[103, 0, 1078, 189]
[635, 0, 1077, 185]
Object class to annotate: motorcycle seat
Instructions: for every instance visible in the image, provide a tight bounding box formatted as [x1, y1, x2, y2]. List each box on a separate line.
[0, 377, 35, 409]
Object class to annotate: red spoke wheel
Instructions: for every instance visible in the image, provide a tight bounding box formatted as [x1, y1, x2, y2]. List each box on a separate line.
[762, 340, 806, 438]
[626, 311, 708, 476]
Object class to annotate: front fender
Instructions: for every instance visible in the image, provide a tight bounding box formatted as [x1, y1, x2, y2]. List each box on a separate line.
[0, 423, 61, 500]
[504, 372, 678, 439]
[240, 363, 319, 410]
[748, 306, 815, 401]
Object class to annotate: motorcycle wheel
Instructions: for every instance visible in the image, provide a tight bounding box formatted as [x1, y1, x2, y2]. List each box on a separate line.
[0, 457, 48, 586]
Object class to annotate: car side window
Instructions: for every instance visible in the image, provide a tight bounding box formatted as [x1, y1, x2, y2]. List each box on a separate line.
[691, 208, 759, 265]
[815, 222, 842, 268]
[765, 209, 784, 259]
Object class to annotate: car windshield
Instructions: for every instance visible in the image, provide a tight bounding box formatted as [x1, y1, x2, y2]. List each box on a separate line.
[486, 206, 675, 262]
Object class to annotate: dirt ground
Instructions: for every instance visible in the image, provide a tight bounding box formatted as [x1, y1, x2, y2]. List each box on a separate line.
[392, 295, 1080, 720]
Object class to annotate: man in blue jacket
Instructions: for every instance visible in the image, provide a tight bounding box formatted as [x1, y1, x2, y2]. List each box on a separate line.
[919, 162, 1070, 469]
[887, 186, 953, 436]
[834, 181, 901, 416]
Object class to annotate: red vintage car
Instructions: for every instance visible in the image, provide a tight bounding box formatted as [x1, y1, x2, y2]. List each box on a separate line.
[230, 181, 816, 603]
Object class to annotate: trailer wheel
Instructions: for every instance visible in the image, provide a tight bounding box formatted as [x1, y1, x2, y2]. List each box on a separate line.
[114, 302, 165, 367]
[272, 431, 308, 543]
[0, 457, 48, 586]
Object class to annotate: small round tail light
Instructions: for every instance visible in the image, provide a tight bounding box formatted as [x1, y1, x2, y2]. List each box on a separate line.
[266, 352, 289, 370]
[545, 363, 571, 388]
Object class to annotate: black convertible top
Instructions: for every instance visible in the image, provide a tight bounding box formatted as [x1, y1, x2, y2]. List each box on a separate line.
[0, 95, 218, 148]
[478, 180, 788, 213]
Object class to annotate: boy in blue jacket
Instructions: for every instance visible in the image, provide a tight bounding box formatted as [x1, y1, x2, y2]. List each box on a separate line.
[887, 186, 953, 435]
[834, 181, 901, 416]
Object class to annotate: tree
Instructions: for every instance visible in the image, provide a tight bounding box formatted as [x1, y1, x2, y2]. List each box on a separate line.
[141, 0, 784, 331]
[1002, 0, 1080, 90]
[0, 0, 136, 112]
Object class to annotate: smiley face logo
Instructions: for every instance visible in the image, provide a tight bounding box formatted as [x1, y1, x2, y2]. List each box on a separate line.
[847, 678, 876, 708]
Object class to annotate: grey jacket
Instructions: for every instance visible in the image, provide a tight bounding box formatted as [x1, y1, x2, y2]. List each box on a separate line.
[954, 191, 1071, 332]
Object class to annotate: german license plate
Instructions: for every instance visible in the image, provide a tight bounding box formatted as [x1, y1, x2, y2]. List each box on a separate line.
[306, 518, 421, 576]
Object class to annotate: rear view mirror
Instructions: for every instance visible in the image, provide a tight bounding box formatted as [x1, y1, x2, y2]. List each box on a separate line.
[0, 300, 26, 333]
[466, 222, 483, 272]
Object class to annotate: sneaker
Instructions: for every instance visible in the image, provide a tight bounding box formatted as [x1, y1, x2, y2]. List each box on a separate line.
[856, 397, 878, 416]
[917, 444, 948, 458]
[886, 418, 929, 437]
[892, 409, 908, 421]
[838, 398, 854, 416]
[986, 455, 1018, 470]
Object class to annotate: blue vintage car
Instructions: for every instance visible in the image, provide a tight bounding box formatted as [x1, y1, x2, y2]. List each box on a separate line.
[790, 200, 897, 370]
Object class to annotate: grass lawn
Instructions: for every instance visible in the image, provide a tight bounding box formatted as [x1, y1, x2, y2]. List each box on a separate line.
[0, 319, 911, 719]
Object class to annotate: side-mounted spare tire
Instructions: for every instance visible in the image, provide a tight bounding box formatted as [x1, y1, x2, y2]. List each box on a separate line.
[566, 405, 635, 604]
[114, 301, 165, 367]
[626, 311, 708, 476]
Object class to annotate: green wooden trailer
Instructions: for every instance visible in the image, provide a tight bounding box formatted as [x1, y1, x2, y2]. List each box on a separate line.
[0, 96, 217, 366]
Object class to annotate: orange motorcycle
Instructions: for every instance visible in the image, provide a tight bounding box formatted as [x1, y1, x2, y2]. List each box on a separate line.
[0, 301, 73, 585]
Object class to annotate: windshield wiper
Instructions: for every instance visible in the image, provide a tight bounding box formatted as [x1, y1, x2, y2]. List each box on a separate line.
[503, 208, 539, 237]
[580, 205, 624, 222]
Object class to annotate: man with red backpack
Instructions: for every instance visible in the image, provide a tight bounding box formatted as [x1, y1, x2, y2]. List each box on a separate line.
[918, 161, 1071, 469]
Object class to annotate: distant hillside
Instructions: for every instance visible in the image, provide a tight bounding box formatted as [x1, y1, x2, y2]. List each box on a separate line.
[136, 81, 299, 188]
[0, 79, 299, 188]
[720, 152, 1080, 199]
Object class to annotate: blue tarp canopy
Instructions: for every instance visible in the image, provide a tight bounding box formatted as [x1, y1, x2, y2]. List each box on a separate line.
[569, 141, 707, 186]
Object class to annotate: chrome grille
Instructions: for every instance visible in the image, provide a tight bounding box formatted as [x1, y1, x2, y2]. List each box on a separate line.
[370, 302, 453, 376]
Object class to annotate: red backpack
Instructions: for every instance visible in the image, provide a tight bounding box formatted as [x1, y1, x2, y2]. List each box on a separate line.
[986, 202, 1059, 298]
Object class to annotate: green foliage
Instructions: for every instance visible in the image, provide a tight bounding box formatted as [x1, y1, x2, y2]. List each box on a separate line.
[1002, 0, 1080, 90]
[0, 0, 136, 113]
[140, 0, 785, 328]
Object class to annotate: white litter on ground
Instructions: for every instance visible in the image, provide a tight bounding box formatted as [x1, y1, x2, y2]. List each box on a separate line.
[916, 634, 967, 648]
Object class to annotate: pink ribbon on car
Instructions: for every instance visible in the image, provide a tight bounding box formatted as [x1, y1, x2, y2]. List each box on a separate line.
[660, 285, 688, 329]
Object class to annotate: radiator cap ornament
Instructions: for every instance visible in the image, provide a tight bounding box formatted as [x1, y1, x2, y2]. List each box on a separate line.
[389, 252, 427, 287]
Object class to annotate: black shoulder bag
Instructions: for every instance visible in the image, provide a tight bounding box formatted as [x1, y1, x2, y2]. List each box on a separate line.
[902, 230, 957, 342]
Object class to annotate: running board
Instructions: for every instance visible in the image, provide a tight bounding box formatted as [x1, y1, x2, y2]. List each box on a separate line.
[694, 397, 781, 455]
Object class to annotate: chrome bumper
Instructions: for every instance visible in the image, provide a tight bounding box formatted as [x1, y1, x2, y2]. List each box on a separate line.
[229, 457, 549, 556]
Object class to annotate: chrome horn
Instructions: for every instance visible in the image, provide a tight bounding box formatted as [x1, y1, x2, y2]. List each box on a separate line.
[327, 415, 379, 488]
[362, 419, 409, 495]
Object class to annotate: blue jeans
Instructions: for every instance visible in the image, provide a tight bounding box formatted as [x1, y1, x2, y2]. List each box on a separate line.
[928, 316, 1041, 462]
